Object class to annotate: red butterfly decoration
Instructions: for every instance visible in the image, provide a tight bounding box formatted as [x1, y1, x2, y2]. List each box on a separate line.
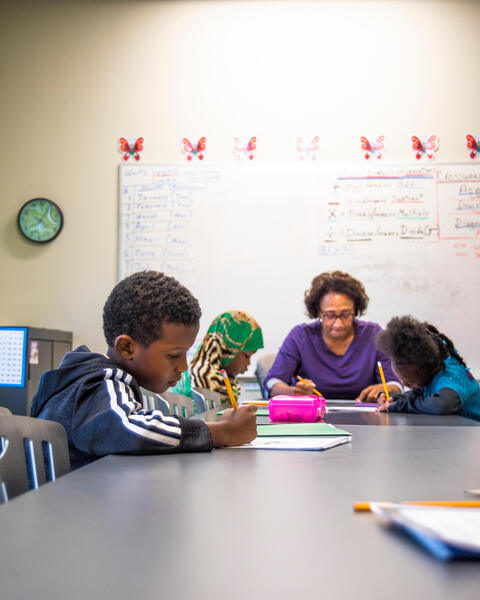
[182, 137, 206, 160]
[296, 136, 320, 160]
[360, 136, 384, 159]
[412, 135, 438, 160]
[119, 137, 144, 161]
[233, 137, 257, 160]
[466, 134, 480, 159]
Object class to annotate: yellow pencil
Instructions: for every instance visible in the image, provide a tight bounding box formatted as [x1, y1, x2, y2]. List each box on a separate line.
[297, 375, 323, 397]
[241, 401, 269, 406]
[220, 369, 238, 409]
[354, 500, 480, 512]
[377, 361, 390, 401]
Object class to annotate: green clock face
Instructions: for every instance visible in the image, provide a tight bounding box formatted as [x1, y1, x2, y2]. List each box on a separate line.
[17, 198, 64, 243]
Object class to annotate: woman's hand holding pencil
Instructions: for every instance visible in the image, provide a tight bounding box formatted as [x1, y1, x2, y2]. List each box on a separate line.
[295, 376, 323, 397]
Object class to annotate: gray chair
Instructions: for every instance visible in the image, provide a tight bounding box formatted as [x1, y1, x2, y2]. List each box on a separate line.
[140, 387, 170, 416]
[161, 391, 195, 417]
[0, 415, 70, 503]
[190, 388, 206, 413]
[254, 353, 277, 398]
[193, 387, 223, 410]
[141, 388, 205, 416]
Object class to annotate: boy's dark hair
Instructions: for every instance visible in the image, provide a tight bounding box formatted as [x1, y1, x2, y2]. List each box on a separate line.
[103, 271, 201, 347]
[304, 270, 369, 319]
[376, 315, 467, 381]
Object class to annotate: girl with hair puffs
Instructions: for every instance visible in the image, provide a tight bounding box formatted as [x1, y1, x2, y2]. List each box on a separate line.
[376, 315, 480, 421]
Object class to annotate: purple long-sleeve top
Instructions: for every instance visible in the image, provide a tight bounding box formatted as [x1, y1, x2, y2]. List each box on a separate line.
[264, 319, 400, 399]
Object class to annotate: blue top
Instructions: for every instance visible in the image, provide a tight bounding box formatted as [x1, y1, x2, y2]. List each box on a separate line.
[388, 355, 480, 421]
[264, 319, 400, 399]
[425, 356, 480, 421]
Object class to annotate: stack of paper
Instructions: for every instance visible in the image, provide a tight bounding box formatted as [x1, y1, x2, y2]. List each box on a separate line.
[230, 436, 350, 451]
[326, 405, 377, 413]
[256, 423, 351, 437]
[371, 502, 480, 560]
[229, 422, 352, 451]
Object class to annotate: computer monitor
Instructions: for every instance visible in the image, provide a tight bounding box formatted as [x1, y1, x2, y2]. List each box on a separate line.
[0, 326, 27, 387]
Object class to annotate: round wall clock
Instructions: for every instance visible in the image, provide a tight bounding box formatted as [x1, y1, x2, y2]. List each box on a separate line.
[17, 197, 64, 243]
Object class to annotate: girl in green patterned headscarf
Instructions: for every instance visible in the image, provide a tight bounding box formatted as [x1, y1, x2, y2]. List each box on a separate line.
[190, 310, 264, 404]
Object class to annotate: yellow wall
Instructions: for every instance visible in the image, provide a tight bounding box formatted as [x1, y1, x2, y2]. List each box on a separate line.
[2, 0, 480, 352]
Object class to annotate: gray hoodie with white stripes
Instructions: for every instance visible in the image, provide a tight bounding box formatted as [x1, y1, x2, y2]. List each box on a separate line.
[30, 345, 213, 470]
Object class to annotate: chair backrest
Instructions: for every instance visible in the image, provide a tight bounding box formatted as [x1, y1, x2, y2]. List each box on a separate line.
[0, 407, 12, 416]
[141, 386, 217, 415]
[190, 388, 206, 413]
[254, 353, 277, 398]
[153, 395, 171, 416]
[192, 387, 223, 410]
[161, 391, 195, 417]
[140, 387, 171, 416]
[0, 415, 70, 503]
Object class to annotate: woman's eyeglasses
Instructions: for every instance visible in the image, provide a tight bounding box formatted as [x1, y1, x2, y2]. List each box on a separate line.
[320, 311, 355, 323]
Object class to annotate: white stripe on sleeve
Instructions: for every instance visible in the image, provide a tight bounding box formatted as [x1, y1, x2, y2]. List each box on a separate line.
[104, 368, 182, 446]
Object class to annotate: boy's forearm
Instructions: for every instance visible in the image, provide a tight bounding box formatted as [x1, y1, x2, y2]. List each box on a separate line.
[206, 421, 249, 447]
[178, 418, 214, 452]
[206, 405, 258, 447]
[206, 422, 230, 447]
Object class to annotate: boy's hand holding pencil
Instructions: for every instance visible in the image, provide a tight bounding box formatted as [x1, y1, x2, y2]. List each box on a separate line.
[208, 405, 258, 447]
[205, 368, 257, 447]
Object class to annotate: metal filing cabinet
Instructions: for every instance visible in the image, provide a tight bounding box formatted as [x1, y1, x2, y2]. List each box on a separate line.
[0, 327, 72, 415]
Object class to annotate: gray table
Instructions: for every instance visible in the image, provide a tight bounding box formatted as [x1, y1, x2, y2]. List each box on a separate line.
[285, 412, 479, 426]
[1, 425, 480, 599]
[197, 406, 480, 426]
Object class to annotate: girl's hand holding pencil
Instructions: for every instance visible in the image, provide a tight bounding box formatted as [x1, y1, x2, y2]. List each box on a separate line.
[374, 361, 394, 412]
[376, 392, 392, 412]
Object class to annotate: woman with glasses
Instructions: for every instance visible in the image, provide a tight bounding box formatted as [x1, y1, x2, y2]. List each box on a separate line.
[264, 271, 401, 402]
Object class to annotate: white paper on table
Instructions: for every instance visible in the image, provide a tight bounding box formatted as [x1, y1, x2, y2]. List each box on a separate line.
[227, 436, 351, 451]
[370, 504, 480, 553]
[326, 406, 377, 413]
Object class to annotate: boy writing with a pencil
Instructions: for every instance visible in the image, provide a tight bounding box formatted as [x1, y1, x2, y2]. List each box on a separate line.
[30, 271, 257, 469]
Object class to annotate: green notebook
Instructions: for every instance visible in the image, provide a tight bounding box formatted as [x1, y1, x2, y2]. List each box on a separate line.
[256, 423, 351, 437]
[217, 408, 269, 417]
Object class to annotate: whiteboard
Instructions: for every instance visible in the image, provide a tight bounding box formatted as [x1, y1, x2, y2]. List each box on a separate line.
[119, 162, 480, 376]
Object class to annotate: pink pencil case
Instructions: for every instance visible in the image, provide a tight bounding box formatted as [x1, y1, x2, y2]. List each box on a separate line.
[268, 395, 325, 422]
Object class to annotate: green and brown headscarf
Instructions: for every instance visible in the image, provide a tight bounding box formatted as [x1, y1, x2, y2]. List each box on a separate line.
[190, 310, 264, 402]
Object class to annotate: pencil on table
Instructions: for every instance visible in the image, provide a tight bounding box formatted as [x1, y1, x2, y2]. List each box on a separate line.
[242, 401, 269, 406]
[377, 361, 390, 401]
[297, 375, 323, 398]
[220, 369, 238, 409]
[354, 500, 480, 512]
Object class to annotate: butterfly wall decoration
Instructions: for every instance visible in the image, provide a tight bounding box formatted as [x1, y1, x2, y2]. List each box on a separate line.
[182, 137, 206, 160]
[119, 137, 144, 161]
[296, 136, 320, 160]
[412, 135, 438, 160]
[360, 136, 384, 159]
[233, 137, 257, 160]
[466, 134, 480, 159]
